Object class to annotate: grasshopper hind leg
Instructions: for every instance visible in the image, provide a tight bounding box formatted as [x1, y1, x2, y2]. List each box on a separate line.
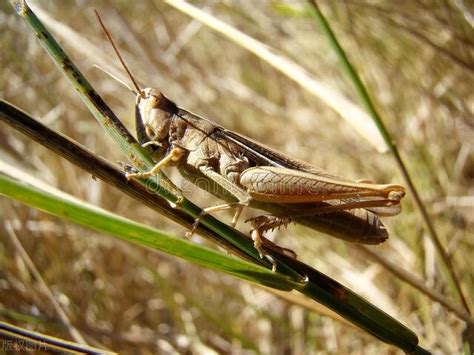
[248, 216, 298, 270]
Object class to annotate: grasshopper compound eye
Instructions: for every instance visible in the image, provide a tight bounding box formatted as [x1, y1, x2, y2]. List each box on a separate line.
[135, 88, 176, 146]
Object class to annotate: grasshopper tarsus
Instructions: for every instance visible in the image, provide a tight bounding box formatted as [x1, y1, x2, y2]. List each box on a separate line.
[250, 227, 295, 271]
[269, 256, 277, 272]
[186, 209, 208, 239]
[249, 216, 297, 259]
[250, 228, 277, 271]
[184, 229, 194, 240]
[118, 161, 139, 174]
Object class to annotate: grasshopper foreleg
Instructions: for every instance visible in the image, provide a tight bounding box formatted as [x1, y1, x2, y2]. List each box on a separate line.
[125, 147, 185, 180]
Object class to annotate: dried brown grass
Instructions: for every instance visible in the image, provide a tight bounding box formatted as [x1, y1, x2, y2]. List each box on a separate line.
[1, 1, 472, 353]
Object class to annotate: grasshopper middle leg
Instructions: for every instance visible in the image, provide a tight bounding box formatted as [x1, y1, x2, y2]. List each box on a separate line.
[185, 165, 252, 238]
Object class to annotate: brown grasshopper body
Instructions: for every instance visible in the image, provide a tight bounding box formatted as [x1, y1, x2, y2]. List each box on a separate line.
[131, 88, 405, 257]
[92, 11, 405, 261]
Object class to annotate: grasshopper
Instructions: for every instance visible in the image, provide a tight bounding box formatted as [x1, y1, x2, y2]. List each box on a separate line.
[97, 14, 405, 263]
[129, 88, 405, 258]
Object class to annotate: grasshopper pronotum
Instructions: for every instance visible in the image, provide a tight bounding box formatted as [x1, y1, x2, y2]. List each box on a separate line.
[96, 13, 405, 265]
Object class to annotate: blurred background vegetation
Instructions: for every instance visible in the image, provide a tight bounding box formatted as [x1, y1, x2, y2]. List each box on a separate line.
[1, 0, 473, 353]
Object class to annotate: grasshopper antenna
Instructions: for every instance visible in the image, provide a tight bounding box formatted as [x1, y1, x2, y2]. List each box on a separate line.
[94, 9, 145, 99]
[93, 64, 137, 95]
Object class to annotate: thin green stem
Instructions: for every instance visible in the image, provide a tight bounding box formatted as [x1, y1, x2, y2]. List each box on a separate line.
[307, 0, 470, 316]
[0, 171, 299, 290]
[7, 1, 432, 351]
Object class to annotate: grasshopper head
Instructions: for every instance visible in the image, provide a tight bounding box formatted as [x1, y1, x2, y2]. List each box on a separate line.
[135, 88, 178, 156]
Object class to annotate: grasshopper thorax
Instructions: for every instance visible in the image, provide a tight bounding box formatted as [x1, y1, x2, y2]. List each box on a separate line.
[135, 88, 178, 153]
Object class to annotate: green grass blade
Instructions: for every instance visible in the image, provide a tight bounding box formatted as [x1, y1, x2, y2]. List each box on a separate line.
[0, 99, 427, 353]
[0, 170, 299, 291]
[8, 0, 265, 266]
[8, 0, 280, 270]
[6, 2, 433, 352]
[278, 255, 428, 353]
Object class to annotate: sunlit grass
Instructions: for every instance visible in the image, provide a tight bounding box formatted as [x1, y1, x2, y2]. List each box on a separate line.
[1, 1, 472, 353]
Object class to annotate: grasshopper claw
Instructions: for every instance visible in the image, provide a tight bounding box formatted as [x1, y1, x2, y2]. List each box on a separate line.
[250, 226, 278, 271]
[186, 217, 202, 239]
[267, 255, 277, 272]
[186, 207, 209, 239]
